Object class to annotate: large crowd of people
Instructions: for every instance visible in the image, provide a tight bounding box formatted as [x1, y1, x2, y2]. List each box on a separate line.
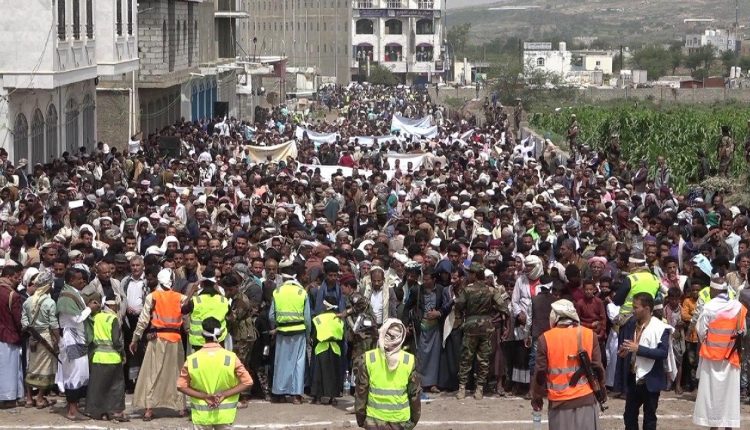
[0, 83, 748, 429]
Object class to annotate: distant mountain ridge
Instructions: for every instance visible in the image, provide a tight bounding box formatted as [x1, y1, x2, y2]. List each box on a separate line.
[448, 0, 740, 47]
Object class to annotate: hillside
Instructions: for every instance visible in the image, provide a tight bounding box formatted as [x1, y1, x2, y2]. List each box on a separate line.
[449, 0, 742, 48]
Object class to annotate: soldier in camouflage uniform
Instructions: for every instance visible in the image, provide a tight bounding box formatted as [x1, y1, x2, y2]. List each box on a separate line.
[454, 263, 509, 400]
[340, 276, 378, 390]
[222, 273, 259, 406]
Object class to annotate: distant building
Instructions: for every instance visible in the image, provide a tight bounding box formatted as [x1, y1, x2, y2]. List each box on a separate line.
[523, 42, 616, 86]
[685, 29, 738, 53]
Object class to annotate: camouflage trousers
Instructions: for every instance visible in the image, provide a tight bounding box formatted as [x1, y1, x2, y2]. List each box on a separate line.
[457, 334, 492, 386]
[351, 336, 376, 386]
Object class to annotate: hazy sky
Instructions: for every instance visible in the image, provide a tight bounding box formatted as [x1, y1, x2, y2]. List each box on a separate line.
[447, 0, 501, 9]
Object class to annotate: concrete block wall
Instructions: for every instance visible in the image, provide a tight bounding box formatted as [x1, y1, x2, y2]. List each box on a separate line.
[96, 89, 132, 149]
[138, 0, 199, 77]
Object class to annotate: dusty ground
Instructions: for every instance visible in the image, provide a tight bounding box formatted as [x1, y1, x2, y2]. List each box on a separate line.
[2, 390, 750, 429]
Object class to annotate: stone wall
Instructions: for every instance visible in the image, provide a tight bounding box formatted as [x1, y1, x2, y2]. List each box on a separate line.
[96, 89, 133, 149]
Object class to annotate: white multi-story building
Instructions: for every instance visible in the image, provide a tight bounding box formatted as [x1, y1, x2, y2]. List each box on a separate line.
[351, 0, 444, 84]
[685, 29, 738, 53]
[0, 0, 138, 165]
[523, 42, 573, 79]
[0, 0, 139, 165]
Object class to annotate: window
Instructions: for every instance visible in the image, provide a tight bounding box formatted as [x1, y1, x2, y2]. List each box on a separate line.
[116, 0, 123, 36]
[46, 104, 58, 160]
[57, 0, 66, 40]
[176, 22, 181, 55]
[31, 110, 45, 167]
[355, 19, 373, 35]
[188, 3, 194, 65]
[73, 0, 81, 39]
[536, 57, 545, 66]
[387, 0, 401, 8]
[416, 44, 433, 62]
[384, 44, 402, 61]
[416, 19, 433, 35]
[13, 114, 28, 164]
[65, 99, 79, 152]
[82, 96, 95, 152]
[418, 0, 434, 8]
[596, 60, 601, 66]
[128, 0, 133, 35]
[385, 19, 402, 35]
[357, 0, 373, 8]
[86, 0, 93, 37]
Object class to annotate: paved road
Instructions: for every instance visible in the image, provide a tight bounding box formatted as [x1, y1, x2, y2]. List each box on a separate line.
[2, 391, 749, 429]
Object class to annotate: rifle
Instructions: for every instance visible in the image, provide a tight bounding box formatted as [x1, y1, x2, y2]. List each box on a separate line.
[725, 312, 744, 361]
[568, 327, 608, 412]
[23, 327, 62, 365]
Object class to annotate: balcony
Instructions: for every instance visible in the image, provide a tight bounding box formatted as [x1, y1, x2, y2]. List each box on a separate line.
[95, 0, 138, 76]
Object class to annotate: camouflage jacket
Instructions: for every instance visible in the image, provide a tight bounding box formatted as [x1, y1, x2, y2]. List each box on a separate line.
[455, 281, 509, 336]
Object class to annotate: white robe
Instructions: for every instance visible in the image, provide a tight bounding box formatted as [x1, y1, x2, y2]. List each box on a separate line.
[693, 297, 744, 428]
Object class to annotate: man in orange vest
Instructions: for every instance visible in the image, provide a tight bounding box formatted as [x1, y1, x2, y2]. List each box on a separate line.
[129, 267, 187, 420]
[693, 275, 747, 429]
[530, 299, 605, 430]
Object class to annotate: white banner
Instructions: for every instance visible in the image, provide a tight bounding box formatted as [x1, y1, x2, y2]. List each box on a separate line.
[395, 123, 438, 138]
[349, 135, 400, 147]
[244, 140, 298, 163]
[298, 163, 397, 180]
[295, 127, 339, 144]
[391, 114, 432, 131]
[385, 153, 426, 170]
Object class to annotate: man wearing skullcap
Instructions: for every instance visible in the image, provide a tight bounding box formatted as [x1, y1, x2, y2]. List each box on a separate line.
[693, 273, 746, 428]
[531, 299, 604, 430]
[509, 255, 544, 396]
[129, 267, 188, 420]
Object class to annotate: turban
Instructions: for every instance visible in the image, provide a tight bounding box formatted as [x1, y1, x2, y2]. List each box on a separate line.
[524, 255, 544, 281]
[158, 268, 174, 290]
[378, 318, 407, 371]
[588, 256, 608, 267]
[565, 218, 580, 230]
[550, 299, 580, 327]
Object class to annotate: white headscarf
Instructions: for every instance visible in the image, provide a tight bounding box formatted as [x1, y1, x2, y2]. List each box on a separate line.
[550, 299, 580, 327]
[524, 255, 544, 281]
[157, 268, 174, 290]
[378, 318, 407, 371]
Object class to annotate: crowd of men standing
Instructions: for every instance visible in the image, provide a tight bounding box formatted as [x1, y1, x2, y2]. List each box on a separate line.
[0, 82, 748, 430]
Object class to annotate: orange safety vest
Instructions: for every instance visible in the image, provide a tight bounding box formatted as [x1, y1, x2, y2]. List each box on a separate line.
[699, 305, 747, 368]
[542, 325, 595, 402]
[151, 290, 184, 343]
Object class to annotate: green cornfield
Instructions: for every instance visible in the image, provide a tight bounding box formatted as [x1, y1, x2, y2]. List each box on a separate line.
[529, 102, 750, 191]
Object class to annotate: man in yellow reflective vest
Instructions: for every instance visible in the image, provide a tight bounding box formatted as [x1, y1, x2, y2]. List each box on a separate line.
[355, 318, 421, 430]
[86, 297, 129, 422]
[183, 277, 230, 352]
[613, 254, 661, 322]
[270, 279, 311, 404]
[178, 317, 253, 430]
[311, 294, 345, 405]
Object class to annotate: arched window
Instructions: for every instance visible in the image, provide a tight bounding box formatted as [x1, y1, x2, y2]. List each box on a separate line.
[536, 57, 545, 66]
[13, 113, 28, 164]
[82, 95, 95, 151]
[31, 109, 45, 166]
[385, 19, 402, 35]
[355, 19, 373, 35]
[384, 43, 403, 62]
[415, 44, 433, 62]
[176, 21, 181, 55]
[162, 21, 167, 64]
[416, 19, 433, 35]
[46, 104, 58, 160]
[65, 98, 79, 153]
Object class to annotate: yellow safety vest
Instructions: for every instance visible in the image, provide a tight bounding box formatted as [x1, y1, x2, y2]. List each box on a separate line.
[186, 348, 241, 425]
[92, 312, 121, 364]
[313, 312, 344, 356]
[698, 287, 736, 304]
[619, 272, 660, 317]
[189, 294, 228, 347]
[364, 348, 414, 424]
[273, 282, 307, 333]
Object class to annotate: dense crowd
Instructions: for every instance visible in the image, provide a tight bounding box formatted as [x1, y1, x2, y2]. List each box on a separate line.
[0, 83, 748, 429]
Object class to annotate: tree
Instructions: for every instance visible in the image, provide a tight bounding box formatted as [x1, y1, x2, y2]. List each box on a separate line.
[368, 64, 398, 86]
[739, 56, 750, 73]
[447, 23, 471, 56]
[685, 50, 703, 73]
[695, 45, 716, 70]
[668, 43, 683, 75]
[629, 46, 671, 80]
